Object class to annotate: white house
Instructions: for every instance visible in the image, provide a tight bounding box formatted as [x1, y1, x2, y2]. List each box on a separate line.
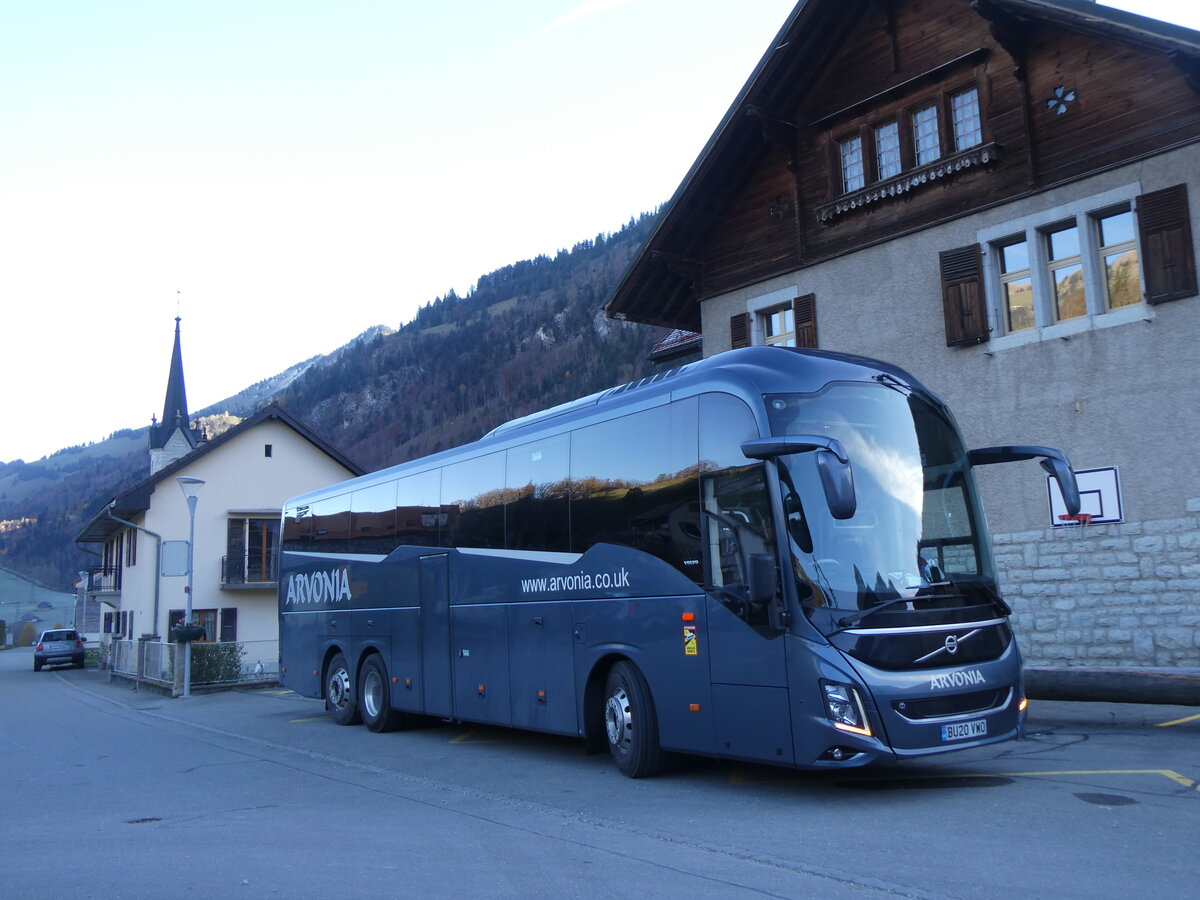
[75, 319, 362, 670]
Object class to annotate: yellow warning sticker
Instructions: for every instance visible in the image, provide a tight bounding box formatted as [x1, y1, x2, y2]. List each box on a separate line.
[683, 624, 698, 656]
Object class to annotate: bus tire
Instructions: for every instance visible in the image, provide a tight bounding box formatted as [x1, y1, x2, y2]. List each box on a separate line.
[360, 654, 403, 733]
[604, 660, 665, 778]
[325, 652, 361, 726]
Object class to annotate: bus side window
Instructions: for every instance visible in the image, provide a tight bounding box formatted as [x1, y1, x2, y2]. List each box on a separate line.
[506, 434, 570, 552]
[350, 481, 398, 555]
[309, 496, 351, 553]
[396, 469, 442, 547]
[442, 452, 506, 549]
[569, 400, 701, 576]
[282, 506, 308, 552]
[699, 393, 777, 624]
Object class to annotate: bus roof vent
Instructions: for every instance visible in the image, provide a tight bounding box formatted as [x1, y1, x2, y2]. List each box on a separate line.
[602, 365, 683, 399]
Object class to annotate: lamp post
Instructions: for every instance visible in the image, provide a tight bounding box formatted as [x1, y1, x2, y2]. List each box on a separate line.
[177, 475, 205, 697]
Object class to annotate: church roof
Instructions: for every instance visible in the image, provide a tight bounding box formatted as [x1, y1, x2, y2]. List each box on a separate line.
[149, 317, 199, 451]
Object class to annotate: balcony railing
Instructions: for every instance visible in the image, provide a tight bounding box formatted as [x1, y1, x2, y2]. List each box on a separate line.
[88, 566, 121, 593]
[221, 553, 278, 587]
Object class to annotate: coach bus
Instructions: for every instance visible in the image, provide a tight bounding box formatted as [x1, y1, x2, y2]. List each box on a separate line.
[278, 346, 1079, 776]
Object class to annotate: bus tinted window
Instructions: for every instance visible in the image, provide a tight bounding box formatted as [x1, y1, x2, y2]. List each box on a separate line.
[506, 433, 570, 552]
[281, 506, 307, 551]
[442, 452, 506, 548]
[396, 469, 442, 547]
[308, 495, 351, 553]
[571, 401, 702, 577]
[350, 482, 398, 554]
[700, 392, 760, 468]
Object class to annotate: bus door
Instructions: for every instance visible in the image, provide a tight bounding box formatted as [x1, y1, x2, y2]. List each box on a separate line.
[702, 467, 794, 765]
[419, 553, 453, 718]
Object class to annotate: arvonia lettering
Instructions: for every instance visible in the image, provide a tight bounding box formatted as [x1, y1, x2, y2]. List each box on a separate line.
[286, 568, 352, 606]
[929, 669, 985, 691]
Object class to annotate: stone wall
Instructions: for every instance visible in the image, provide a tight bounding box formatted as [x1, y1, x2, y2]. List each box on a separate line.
[999, 498, 1200, 668]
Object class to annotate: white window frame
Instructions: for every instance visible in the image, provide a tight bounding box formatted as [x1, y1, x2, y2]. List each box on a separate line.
[744, 286, 805, 346]
[978, 185, 1151, 351]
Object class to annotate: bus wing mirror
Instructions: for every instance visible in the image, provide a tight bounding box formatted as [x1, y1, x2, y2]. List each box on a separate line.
[747, 553, 777, 608]
[968, 445, 1080, 517]
[815, 448, 857, 520]
[741, 435, 856, 520]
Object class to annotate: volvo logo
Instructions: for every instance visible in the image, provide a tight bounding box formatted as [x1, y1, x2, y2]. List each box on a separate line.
[914, 627, 982, 664]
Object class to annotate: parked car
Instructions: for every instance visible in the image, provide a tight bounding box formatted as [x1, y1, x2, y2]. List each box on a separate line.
[34, 629, 85, 671]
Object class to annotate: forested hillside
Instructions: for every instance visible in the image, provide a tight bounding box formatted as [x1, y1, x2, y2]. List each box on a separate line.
[280, 213, 664, 469]
[0, 212, 666, 589]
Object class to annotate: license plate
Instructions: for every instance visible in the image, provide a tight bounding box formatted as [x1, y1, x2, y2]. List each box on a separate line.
[941, 718, 987, 742]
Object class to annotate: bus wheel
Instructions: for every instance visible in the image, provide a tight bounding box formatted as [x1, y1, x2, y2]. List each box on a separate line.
[325, 652, 361, 726]
[604, 661, 665, 778]
[360, 654, 402, 733]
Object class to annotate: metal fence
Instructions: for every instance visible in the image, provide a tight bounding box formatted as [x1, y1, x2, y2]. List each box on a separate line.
[108, 639, 279, 693]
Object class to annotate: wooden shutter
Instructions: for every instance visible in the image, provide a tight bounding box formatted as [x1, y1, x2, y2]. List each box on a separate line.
[939, 244, 989, 346]
[220, 608, 238, 643]
[1138, 184, 1197, 304]
[793, 294, 818, 349]
[730, 312, 751, 349]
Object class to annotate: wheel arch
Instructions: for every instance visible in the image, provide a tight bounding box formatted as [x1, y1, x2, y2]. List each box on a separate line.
[583, 652, 633, 754]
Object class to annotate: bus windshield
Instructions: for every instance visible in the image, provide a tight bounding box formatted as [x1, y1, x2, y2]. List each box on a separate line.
[765, 382, 1000, 631]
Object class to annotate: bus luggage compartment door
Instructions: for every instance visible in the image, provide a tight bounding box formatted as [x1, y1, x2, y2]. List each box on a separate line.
[419, 554, 453, 718]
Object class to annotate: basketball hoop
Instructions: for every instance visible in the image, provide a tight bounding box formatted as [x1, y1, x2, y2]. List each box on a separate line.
[1057, 512, 1093, 527]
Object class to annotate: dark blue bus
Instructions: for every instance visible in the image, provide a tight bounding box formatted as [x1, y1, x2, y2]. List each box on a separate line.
[278, 346, 1079, 776]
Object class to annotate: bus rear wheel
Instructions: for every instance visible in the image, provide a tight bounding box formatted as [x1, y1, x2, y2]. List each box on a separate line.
[325, 652, 361, 726]
[360, 654, 404, 733]
[604, 661, 665, 778]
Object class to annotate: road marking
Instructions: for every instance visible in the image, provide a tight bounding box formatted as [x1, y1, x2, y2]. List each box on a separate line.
[1155, 712, 1200, 727]
[291, 716, 329, 723]
[731, 767, 1199, 791]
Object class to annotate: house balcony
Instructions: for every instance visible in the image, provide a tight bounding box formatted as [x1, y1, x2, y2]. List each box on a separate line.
[221, 554, 278, 590]
[87, 566, 121, 594]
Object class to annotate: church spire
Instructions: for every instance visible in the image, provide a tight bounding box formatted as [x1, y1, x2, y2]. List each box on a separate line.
[149, 317, 200, 472]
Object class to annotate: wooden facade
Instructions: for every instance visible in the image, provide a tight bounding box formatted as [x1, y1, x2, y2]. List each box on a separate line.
[607, 0, 1200, 331]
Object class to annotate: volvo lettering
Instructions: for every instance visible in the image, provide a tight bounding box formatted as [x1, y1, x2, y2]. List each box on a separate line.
[278, 347, 1081, 776]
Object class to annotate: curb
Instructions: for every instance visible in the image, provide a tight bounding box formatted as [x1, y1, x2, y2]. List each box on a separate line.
[1025, 666, 1200, 706]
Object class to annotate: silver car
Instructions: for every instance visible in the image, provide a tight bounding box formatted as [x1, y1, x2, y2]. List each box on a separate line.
[33, 629, 85, 671]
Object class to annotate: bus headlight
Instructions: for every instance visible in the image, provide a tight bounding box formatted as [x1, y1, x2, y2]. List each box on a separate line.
[822, 681, 872, 737]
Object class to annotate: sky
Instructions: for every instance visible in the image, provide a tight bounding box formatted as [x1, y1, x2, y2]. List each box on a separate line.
[2, 0, 1197, 464]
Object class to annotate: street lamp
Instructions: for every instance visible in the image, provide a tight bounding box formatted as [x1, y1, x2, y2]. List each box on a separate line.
[177, 475, 205, 697]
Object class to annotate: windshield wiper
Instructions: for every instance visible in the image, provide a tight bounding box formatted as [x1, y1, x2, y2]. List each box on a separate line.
[831, 595, 916, 632]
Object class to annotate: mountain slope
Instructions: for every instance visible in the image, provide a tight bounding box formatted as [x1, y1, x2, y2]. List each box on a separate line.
[0, 213, 665, 589]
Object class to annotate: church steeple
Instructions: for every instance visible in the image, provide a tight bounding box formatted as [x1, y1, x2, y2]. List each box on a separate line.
[149, 316, 201, 473]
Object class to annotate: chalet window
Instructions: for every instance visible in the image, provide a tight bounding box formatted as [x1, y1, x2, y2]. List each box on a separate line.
[950, 87, 982, 151]
[997, 238, 1034, 332]
[762, 305, 796, 347]
[966, 185, 1195, 349]
[737, 295, 818, 350]
[911, 103, 941, 166]
[826, 78, 992, 208]
[840, 135, 865, 193]
[874, 121, 901, 180]
[1044, 223, 1086, 322]
[1094, 207, 1140, 310]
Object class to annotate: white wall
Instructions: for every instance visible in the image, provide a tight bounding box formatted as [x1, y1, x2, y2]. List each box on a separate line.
[119, 419, 356, 644]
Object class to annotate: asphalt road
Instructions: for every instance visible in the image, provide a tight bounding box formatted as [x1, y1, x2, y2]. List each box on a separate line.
[2, 646, 1196, 899]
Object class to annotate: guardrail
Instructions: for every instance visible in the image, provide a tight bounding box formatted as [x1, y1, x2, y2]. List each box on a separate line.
[108, 639, 279, 694]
